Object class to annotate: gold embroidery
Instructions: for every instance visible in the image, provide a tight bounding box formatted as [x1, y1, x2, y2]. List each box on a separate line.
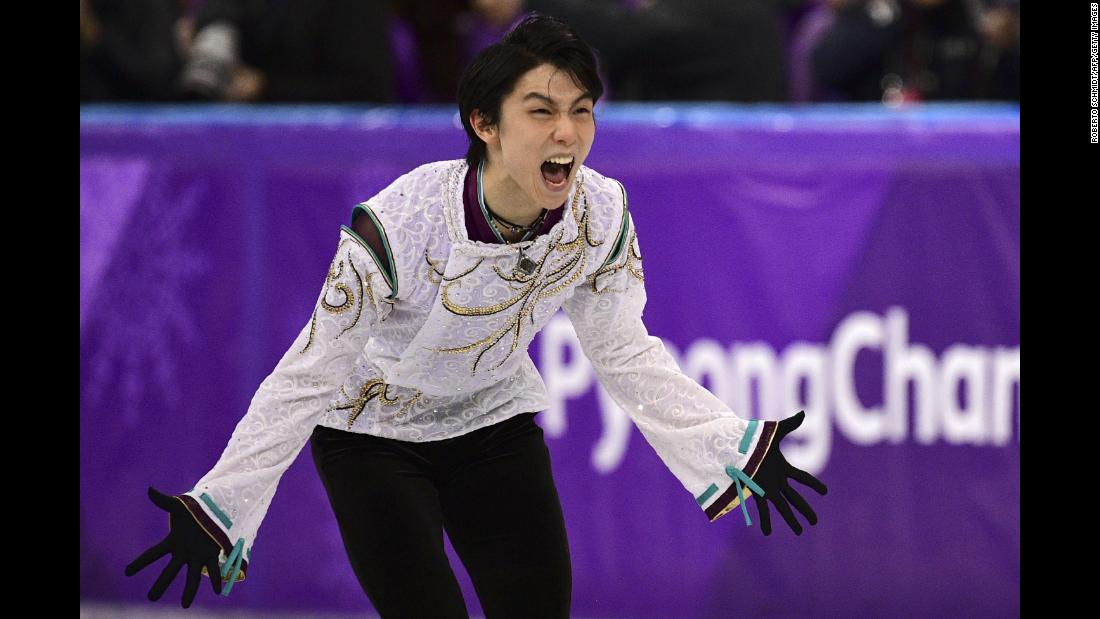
[302, 252, 347, 353]
[332, 379, 423, 429]
[302, 241, 377, 353]
[587, 227, 643, 293]
[302, 308, 320, 354]
[433, 183, 604, 374]
[320, 254, 355, 314]
[426, 249, 484, 285]
[537, 247, 586, 298]
[426, 251, 445, 284]
[337, 253, 365, 338]
[627, 232, 644, 282]
[362, 270, 377, 307]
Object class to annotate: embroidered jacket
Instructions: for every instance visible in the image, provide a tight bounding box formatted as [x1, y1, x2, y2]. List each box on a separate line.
[178, 159, 777, 586]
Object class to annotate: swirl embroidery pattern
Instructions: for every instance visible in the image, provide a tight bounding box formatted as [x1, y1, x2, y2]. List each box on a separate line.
[587, 226, 644, 293]
[331, 378, 423, 429]
[301, 241, 376, 354]
[426, 251, 483, 285]
[430, 183, 604, 375]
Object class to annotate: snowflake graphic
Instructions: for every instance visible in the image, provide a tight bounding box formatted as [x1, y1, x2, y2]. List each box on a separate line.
[80, 166, 212, 427]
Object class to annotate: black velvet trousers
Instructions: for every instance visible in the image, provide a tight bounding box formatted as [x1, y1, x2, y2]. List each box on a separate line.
[310, 412, 572, 618]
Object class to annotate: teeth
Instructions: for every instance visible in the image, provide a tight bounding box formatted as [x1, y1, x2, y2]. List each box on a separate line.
[544, 156, 574, 165]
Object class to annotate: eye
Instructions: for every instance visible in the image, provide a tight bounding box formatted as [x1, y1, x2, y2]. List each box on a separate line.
[532, 109, 552, 115]
[574, 108, 592, 115]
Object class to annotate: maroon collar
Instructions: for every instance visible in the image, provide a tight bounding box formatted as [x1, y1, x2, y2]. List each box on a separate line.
[463, 163, 564, 243]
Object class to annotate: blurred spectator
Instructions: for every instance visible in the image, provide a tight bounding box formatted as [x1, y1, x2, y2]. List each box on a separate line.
[180, 0, 395, 102]
[787, 1, 844, 102]
[391, 0, 470, 103]
[80, 0, 189, 101]
[807, 0, 1018, 103]
[807, 0, 905, 101]
[471, 0, 790, 102]
[973, 0, 1019, 101]
[82, 0, 1017, 106]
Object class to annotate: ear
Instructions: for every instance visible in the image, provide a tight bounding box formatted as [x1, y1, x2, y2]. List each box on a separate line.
[469, 109, 497, 144]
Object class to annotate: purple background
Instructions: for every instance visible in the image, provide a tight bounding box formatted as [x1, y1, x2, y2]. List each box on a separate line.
[81, 103, 1020, 617]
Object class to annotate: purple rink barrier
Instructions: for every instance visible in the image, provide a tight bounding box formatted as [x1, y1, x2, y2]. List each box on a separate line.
[81, 103, 1020, 617]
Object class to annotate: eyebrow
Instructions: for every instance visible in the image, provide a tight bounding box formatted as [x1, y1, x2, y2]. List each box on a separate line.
[521, 92, 594, 107]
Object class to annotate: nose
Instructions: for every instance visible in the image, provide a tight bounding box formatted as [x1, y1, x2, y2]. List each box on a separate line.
[552, 113, 577, 145]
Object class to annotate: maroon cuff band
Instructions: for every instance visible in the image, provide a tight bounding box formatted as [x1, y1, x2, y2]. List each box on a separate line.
[704, 421, 778, 522]
[175, 494, 250, 577]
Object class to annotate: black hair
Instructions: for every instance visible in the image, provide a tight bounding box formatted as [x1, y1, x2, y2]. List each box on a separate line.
[456, 13, 604, 168]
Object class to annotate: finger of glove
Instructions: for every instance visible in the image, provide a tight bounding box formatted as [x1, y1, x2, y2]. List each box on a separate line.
[771, 493, 803, 535]
[205, 557, 224, 595]
[182, 562, 202, 608]
[753, 494, 772, 536]
[782, 483, 817, 526]
[776, 411, 806, 440]
[148, 556, 185, 602]
[125, 538, 172, 577]
[788, 465, 828, 496]
[148, 486, 179, 513]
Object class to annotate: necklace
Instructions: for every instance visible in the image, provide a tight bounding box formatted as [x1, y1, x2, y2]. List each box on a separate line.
[486, 205, 547, 236]
[477, 158, 543, 275]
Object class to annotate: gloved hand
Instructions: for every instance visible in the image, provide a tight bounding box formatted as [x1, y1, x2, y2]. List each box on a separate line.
[125, 486, 224, 607]
[751, 411, 828, 536]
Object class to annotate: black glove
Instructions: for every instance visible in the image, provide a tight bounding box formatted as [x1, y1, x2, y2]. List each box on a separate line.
[125, 486, 224, 607]
[751, 411, 828, 536]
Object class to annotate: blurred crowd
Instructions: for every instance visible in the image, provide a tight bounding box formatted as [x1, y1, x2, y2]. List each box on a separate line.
[80, 0, 1019, 105]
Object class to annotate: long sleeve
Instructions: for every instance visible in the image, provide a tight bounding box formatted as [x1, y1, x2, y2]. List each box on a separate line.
[177, 222, 394, 585]
[561, 202, 777, 523]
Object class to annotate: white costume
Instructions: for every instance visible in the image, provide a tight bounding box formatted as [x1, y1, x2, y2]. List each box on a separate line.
[177, 160, 778, 582]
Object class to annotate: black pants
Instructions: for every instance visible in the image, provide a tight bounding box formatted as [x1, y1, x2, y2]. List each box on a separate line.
[309, 412, 572, 619]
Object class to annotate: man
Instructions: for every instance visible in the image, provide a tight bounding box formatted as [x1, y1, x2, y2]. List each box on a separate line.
[127, 14, 827, 617]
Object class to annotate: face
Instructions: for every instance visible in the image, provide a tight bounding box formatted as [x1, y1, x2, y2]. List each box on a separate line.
[474, 63, 596, 210]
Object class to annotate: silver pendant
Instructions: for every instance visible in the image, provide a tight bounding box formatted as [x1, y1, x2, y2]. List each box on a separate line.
[517, 251, 537, 275]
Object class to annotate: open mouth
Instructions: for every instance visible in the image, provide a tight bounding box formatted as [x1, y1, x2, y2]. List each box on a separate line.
[540, 156, 574, 189]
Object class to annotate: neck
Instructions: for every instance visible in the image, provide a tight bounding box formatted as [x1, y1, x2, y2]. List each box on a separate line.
[479, 157, 546, 227]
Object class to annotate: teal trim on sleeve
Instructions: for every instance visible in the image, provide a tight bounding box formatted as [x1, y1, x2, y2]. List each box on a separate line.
[733, 477, 751, 526]
[199, 493, 233, 530]
[725, 466, 766, 527]
[220, 538, 243, 579]
[341, 221, 368, 246]
[340, 224, 395, 298]
[695, 483, 720, 506]
[598, 183, 631, 272]
[220, 538, 246, 597]
[738, 420, 759, 455]
[725, 466, 765, 497]
[359, 205, 397, 296]
[617, 179, 628, 211]
[343, 203, 397, 299]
